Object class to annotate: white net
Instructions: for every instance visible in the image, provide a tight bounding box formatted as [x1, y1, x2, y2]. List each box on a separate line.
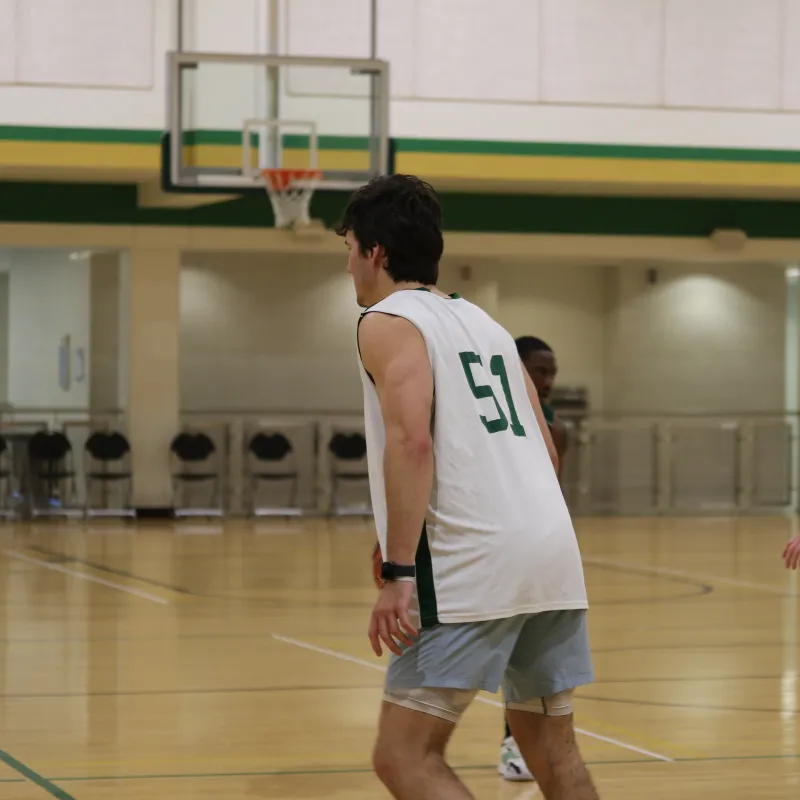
[261, 169, 322, 229]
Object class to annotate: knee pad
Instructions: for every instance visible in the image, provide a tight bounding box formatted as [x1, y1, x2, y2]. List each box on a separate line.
[506, 689, 573, 717]
[383, 687, 477, 723]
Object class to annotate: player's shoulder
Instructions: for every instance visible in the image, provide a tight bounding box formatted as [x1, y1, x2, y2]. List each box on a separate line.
[358, 309, 423, 349]
[358, 310, 429, 377]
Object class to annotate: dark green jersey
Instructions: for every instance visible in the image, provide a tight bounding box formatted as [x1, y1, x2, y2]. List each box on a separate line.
[542, 403, 555, 428]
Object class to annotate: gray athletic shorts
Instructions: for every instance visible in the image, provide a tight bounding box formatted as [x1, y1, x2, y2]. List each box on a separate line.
[384, 609, 592, 720]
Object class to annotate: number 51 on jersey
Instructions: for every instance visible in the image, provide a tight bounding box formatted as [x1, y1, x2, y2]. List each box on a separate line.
[459, 351, 526, 438]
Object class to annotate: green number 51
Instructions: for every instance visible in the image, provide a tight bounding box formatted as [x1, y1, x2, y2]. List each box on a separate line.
[459, 351, 526, 437]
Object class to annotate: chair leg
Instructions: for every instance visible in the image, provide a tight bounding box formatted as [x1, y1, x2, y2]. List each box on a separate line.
[211, 476, 220, 513]
[330, 474, 338, 516]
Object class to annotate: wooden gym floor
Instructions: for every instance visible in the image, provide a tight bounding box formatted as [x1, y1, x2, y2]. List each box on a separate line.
[0, 516, 797, 799]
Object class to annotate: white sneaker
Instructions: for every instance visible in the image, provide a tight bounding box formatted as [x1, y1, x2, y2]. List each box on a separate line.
[498, 735, 534, 782]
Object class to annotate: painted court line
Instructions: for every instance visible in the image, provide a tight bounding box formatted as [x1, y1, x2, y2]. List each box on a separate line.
[585, 556, 795, 597]
[5, 551, 171, 605]
[0, 748, 76, 800]
[272, 633, 674, 763]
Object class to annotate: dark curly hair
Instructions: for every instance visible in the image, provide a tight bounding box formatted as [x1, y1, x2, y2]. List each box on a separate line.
[336, 174, 443, 285]
[516, 336, 554, 360]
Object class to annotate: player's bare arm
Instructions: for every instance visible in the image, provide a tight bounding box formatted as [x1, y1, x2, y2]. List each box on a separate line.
[371, 540, 383, 588]
[784, 535, 800, 569]
[551, 418, 568, 481]
[359, 311, 433, 656]
[520, 366, 559, 474]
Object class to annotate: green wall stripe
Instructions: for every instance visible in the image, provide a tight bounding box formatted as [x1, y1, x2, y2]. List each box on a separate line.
[4, 124, 800, 164]
[0, 749, 77, 800]
[3, 180, 800, 238]
[0, 125, 161, 144]
[282, 134, 370, 151]
[182, 130, 258, 146]
[396, 137, 800, 163]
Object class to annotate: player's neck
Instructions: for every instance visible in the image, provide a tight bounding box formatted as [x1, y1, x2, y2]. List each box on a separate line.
[380, 281, 447, 302]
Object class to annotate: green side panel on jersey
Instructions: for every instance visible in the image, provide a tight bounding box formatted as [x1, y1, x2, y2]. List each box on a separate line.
[415, 523, 439, 627]
[542, 403, 555, 428]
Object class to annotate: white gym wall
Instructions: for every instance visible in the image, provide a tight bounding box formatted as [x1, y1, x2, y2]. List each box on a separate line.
[2, 0, 800, 149]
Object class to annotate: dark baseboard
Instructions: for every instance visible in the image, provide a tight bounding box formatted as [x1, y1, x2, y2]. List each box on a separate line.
[134, 507, 175, 519]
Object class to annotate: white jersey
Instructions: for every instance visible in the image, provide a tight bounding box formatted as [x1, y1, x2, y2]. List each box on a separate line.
[358, 288, 588, 626]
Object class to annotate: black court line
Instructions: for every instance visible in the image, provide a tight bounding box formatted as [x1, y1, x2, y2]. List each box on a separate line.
[585, 561, 715, 601]
[579, 693, 798, 716]
[10, 759, 646, 785]
[593, 641, 800, 654]
[26, 545, 193, 595]
[592, 674, 789, 684]
[2, 633, 792, 652]
[18, 753, 800, 786]
[0, 631, 351, 644]
[0, 683, 385, 699]
[589, 589, 712, 604]
[0, 749, 76, 799]
[13, 546, 717, 609]
[1, 672, 790, 700]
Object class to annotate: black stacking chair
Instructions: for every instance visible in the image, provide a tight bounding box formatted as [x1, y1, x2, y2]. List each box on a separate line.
[170, 431, 221, 516]
[0, 436, 13, 518]
[328, 432, 370, 515]
[27, 430, 77, 515]
[246, 432, 300, 515]
[84, 431, 133, 516]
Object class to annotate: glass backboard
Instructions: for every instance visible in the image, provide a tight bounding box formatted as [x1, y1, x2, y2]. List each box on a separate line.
[164, 51, 390, 192]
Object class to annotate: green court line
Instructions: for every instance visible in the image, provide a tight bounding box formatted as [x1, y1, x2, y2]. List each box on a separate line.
[0, 749, 77, 799]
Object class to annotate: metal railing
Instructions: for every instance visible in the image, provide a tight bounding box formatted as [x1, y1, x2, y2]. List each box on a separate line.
[562, 413, 797, 516]
[181, 410, 799, 517]
[0, 408, 795, 517]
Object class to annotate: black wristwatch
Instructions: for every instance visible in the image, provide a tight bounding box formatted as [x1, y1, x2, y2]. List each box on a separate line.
[380, 561, 416, 581]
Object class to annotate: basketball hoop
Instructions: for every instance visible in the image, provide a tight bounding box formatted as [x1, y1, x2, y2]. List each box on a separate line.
[260, 168, 322, 229]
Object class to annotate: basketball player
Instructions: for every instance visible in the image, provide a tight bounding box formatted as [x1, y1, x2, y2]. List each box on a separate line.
[497, 336, 569, 781]
[340, 174, 598, 800]
[516, 337, 568, 478]
[785, 534, 800, 568]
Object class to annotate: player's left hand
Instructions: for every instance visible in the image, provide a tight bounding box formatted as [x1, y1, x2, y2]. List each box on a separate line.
[784, 535, 800, 570]
[368, 580, 418, 657]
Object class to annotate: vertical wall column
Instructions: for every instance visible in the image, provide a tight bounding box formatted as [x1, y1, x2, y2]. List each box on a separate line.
[457, 265, 499, 317]
[89, 252, 121, 412]
[121, 246, 181, 510]
[786, 266, 800, 511]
